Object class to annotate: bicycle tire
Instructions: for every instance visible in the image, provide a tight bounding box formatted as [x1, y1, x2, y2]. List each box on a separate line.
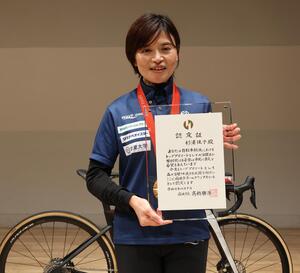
[207, 213, 293, 273]
[0, 211, 117, 273]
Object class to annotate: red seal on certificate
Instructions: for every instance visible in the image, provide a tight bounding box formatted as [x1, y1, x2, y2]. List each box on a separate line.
[209, 188, 218, 197]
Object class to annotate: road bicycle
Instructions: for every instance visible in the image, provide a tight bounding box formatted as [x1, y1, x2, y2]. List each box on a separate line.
[0, 170, 293, 273]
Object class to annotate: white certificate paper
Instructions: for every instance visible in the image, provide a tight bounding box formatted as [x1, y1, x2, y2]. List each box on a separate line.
[155, 112, 226, 210]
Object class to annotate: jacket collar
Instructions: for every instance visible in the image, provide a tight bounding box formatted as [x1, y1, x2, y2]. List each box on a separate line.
[140, 77, 174, 105]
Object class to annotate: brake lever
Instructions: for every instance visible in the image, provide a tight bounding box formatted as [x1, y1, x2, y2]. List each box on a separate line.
[250, 187, 257, 209]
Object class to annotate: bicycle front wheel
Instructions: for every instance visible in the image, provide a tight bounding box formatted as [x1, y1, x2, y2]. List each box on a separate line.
[0, 211, 117, 273]
[207, 213, 293, 273]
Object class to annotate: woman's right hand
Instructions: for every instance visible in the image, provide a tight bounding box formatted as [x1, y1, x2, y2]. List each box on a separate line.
[129, 195, 173, 227]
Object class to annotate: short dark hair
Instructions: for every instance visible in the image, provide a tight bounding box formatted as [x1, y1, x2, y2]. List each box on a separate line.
[125, 13, 181, 75]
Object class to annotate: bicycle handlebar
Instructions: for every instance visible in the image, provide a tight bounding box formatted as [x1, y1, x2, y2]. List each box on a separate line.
[76, 169, 257, 218]
[218, 176, 257, 217]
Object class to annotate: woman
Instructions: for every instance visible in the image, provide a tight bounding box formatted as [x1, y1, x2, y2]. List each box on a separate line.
[86, 13, 241, 273]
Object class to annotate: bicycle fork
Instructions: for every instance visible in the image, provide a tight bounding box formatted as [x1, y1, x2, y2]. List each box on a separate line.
[205, 210, 239, 273]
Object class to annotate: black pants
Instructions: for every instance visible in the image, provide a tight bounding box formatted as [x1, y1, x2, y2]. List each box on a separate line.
[115, 240, 208, 273]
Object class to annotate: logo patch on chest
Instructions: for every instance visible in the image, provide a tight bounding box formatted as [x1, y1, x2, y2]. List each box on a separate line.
[117, 120, 145, 134]
[123, 140, 151, 156]
[120, 130, 150, 144]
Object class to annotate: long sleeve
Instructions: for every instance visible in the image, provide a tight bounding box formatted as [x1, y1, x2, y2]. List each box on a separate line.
[86, 159, 134, 212]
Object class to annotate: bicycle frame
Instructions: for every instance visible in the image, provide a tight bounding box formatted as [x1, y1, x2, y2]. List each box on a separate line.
[46, 210, 239, 273]
[0, 170, 292, 273]
[67, 169, 244, 272]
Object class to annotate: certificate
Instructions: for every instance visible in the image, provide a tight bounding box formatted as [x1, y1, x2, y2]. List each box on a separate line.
[155, 112, 226, 210]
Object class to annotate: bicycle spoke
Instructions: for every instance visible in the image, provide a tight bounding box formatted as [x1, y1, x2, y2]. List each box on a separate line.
[247, 262, 281, 273]
[40, 223, 52, 256]
[14, 237, 45, 268]
[206, 259, 218, 271]
[239, 224, 249, 262]
[51, 221, 55, 259]
[208, 245, 220, 257]
[233, 219, 237, 259]
[63, 222, 69, 257]
[76, 256, 108, 266]
[9, 248, 47, 266]
[75, 244, 106, 266]
[242, 237, 270, 264]
[28, 228, 51, 259]
[246, 248, 279, 269]
[5, 261, 43, 268]
[243, 227, 260, 267]
[73, 268, 116, 272]
[66, 225, 81, 256]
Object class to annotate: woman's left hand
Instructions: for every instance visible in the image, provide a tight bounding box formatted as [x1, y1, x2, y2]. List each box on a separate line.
[223, 123, 241, 150]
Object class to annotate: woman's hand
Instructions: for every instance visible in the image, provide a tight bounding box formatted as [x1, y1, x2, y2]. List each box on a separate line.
[129, 195, 173, 227]
[223, 123, 241, 150]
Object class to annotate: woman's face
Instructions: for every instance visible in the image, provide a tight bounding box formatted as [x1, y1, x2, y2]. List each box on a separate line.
[135, 32, 178, 84]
